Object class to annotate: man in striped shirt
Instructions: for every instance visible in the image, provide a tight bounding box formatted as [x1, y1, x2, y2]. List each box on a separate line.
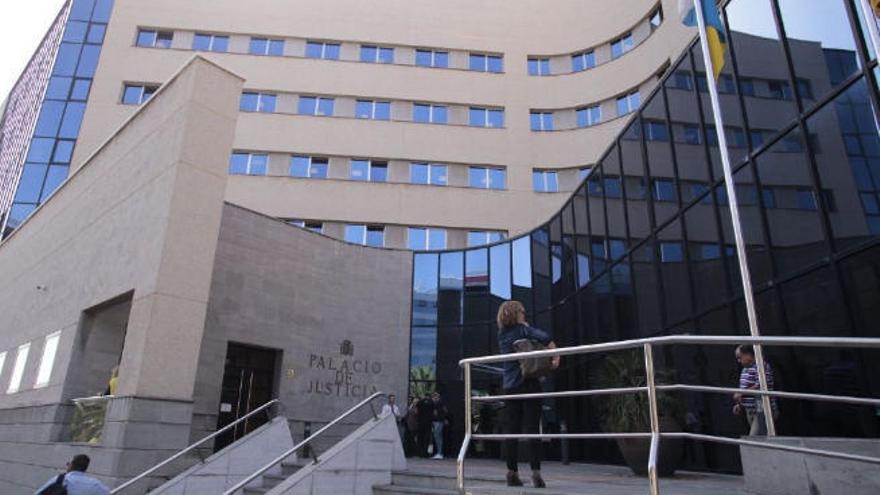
[733, 345, 778, 436]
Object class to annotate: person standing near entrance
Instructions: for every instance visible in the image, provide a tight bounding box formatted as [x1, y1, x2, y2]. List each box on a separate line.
[35, 454, 110, 495]
[416, 394, 435, 457]
[733, 344, 779, 436]
[429, 392, 449, 459]
[496, 300, 558, 488]
[381, 394, 405, 445]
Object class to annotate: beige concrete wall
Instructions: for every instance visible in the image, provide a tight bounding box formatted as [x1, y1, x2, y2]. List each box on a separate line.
[68, 0, 694, 241]
[0, 56, 242, 407]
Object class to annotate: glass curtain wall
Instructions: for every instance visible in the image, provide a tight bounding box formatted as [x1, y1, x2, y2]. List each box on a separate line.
[410, 0, 880, 472]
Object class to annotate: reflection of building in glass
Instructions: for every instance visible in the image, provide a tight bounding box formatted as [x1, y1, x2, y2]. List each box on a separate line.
[410, 7, 880, 472]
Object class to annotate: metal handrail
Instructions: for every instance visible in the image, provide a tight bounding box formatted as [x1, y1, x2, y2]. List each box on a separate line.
[455, 335, 880, 495]
[111, 398, 283, 494]
[221, 392, 387, 495]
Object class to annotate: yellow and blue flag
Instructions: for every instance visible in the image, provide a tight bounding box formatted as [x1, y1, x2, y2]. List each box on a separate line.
[680, 0, 727, 80]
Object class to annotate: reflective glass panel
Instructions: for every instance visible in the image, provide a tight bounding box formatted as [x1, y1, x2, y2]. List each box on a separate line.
[413, 253, 439, 325]
[490, 243, 512, 299]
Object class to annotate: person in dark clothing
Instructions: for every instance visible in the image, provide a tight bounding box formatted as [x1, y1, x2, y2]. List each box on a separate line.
[416, 394, 435, 457]
[496, 300, 558, 488]
[430, 392, 450, 459]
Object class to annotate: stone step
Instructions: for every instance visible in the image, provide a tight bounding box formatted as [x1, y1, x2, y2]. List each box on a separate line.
[373, 484, 459, 495]
[391, 470, 505, 490]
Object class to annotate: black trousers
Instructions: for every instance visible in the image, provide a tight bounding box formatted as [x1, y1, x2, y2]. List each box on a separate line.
[503, 379, 542, 471]
[417, 423, 433, 457]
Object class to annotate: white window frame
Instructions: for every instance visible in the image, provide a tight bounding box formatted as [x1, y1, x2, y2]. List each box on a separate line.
[414, 103, 447, 123]
[300, 96, 334, 116]
[578, 105, 602, 127]
[290, 156, 328, 178]
[123, 84, 157, 105]
[355, 100, 390, 119]
[572, 51, 595, 71]
[234, 153, 269, 175]
[350, 159, 387, 181]
[534, 170, 559, 193]
[7, 343, 30, 394]
[611, 33, 634, 59]
[469, 53, 502, 72]
[197, 34, 227, 52]
[242, 92, 275, 113]
[251, 38, 283, 55]
[416, 49, 448, 67]
[467, 230, 505, 247]
[531, 112, 553, 131]
[345, 224, 385, 246]
[407, 227, 448, 250]
[410, 163, 448, 186]
[308, 41, 339, 59]
[617, 91, 640, 116]
[528, 58, 550, 76]
[34, 331, 61, 389]
[469, 166, 505, 190]
[361, 45, 393, 63]
[288, 219, 323, 233]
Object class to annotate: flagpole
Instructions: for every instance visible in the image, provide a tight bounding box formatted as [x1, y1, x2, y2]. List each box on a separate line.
[857, 0, 880, 59]
[692, 0, 776, 436]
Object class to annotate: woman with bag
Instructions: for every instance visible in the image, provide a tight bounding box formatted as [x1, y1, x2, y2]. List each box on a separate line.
[496, 300, 559, 488]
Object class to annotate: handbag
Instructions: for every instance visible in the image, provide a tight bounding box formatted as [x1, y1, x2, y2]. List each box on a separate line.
[512, 338, 554, 379]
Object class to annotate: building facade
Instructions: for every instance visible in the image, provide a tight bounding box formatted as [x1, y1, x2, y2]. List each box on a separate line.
[0, 0, 879, 492]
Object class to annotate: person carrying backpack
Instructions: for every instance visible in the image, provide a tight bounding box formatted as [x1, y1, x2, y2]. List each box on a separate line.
[35, 454, 110, 495]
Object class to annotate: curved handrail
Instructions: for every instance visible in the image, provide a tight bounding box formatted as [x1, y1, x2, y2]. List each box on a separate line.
[221, 392, 387, 495]
[111, 398, 283, 494]
[455, 335, 880, 495]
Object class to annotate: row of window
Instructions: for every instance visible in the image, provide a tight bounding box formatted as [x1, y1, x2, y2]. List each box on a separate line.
[637, 118, 816, 153]
[528, 7, 662, 76]
[586, 174, 836, 211]
[529, 90, 640, 131]
[287, 219, 504, 250]
[229, 153, 508, 189]
[669, 70, 815, 101]
[0, 332, 61, 395]
[135, 10, 660, 77]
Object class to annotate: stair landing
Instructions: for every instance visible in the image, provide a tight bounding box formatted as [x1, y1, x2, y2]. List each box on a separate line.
[377, 458, 747, 495]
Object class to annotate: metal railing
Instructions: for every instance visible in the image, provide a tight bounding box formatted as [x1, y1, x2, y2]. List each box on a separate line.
[221, 391, 387, 495]
[456, 335, 880, 495]
[111, 398, 283, 494]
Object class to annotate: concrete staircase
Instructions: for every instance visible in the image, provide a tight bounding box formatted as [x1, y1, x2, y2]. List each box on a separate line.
[241, 459, 309, 494]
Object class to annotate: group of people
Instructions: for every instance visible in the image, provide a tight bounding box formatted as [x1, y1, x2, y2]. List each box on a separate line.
[382, 391, 451, 459]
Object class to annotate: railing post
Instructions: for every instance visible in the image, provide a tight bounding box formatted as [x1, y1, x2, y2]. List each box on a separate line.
[457, 362, 472, 495]
[644, 344, 661, 495]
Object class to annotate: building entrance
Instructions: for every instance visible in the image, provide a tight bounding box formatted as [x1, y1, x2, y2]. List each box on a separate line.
[214, 342, 279, 452]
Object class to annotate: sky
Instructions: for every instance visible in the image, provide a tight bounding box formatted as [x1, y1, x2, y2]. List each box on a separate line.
[0, 1, 67, 100]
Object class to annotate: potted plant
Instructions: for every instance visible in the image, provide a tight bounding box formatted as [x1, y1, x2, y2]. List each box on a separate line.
[597, 349, 684, 476]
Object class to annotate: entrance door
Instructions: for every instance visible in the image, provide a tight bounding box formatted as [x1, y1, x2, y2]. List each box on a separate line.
[214, 342, 279, 452]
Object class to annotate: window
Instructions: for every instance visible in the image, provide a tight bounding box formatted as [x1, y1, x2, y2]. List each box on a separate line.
[229, 152, 268, 175]
[761, 188, 777, 208]
[528, 58, 550, 76]
[360, 45, 394, 64]
[653, 179, 677, 202]
[469, 167, 506, 189]
[415, 49, 448, 68]
[469, 53, 503, 73]
[408, 227, 447, 250]
[768, 80, 793, 100]
[797, 78, 813, 99]
[121, 84, 158, 105]
[780, 135, 804, 153]
[288, 220, 323, 233]
[250, 38, 285, 56]
[579, 167, 591, 180]
[34, 332, 61, 388]
[289, 156, 328, 178]
[611, 33, 634, 59]
[533, 170, 559, 192]
[413, 104, 448, 124]
[239, 92, 277, 113]
[355, 100, 391, 120]
[350, 159, 388, 182]
[644, 120, 669, 141]
[576, 105, 601, 127]
[671, 70, 693, 91]
[305, 41, 340, 60]
[797, 188, 818, 210]
[750, 130, 765, 148]
[739, 77, 755, 96]
[136, 29, 173, 49]
[298, 96, 335, 116]
[7, 343, 30, 394]
[660, 242, 684, 262]
[616, 91, 640, 116]
[731, 127, 747, 148]
[650, 8, 663, 31]
[571, 51, 595, 72]
[530, 111, 553, 131]
[345, 224, 385, 247]
[469, 107, 504, 128]
[468, 231, 505, 247]
[682, 124, 701, 144]
[192, 33, 229, 52]
[410, 163, 447, 185]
